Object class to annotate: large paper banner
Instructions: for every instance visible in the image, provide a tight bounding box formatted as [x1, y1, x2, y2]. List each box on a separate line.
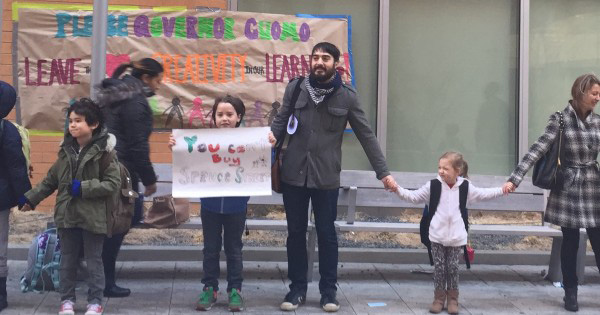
[17, 8, 351, 131]
[171, 127, 271, 198]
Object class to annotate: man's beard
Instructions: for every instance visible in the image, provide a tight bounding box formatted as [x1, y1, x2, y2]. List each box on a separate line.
[311, 66, 336, 82]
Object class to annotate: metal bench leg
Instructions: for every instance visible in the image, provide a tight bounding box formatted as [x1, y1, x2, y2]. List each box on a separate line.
[576, 230, 588, 284]
[307, 228, 317, 282]
[546, 236, 562, 282]
[347, 186, 357, 224]
[306, 202, 316, 282]
[546, 232, 589, 284]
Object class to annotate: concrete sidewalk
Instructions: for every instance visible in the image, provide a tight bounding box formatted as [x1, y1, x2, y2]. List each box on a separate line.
[2, 261, 599, 314]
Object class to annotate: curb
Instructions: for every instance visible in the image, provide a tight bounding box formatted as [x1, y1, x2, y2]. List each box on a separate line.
[8, 245, 598, 266]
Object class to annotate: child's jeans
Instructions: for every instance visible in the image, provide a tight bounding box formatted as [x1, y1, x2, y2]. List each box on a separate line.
[58, 228, 105, 304]
[200, 209, 246, 292]
[431, 242, 461, 290]
[0, 210, 9, 278]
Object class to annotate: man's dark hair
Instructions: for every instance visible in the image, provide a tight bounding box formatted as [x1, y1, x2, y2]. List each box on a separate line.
[66, 98, 104, 133]
[212, 95, 246, 127]
[312, 42, 341, 62]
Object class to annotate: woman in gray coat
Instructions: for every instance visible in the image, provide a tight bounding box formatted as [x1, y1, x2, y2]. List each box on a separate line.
[504, 73, 600, 312]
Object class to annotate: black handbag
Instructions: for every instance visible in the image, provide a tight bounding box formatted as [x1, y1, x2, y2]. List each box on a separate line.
[532, 111, 565, 189]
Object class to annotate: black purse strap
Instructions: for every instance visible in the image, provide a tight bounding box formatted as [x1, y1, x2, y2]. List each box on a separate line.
[275, 77, 305, 156]
[556, 111, 565, 167]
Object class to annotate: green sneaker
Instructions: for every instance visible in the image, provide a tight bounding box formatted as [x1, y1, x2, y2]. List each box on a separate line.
[196, 287, 217, 311]
[228, 288, 244, 312]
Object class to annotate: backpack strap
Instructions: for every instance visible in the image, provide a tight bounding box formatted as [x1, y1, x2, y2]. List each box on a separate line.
[274, 77, 305, 152]
[458, 181, 471, 269]
[423, 179, 442, 266]
[429, 179, 442, 216]
[29, 228, 55, 292]
[48, 236, 61, 289]
[99, 150, 117, 179]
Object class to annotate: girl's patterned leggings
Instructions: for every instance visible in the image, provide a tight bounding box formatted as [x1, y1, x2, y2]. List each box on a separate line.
[431, 242, 461, 290]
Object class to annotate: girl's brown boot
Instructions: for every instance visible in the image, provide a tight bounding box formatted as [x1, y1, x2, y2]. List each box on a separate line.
[447, 289, 459, 314]
[429, 290, 446, 313]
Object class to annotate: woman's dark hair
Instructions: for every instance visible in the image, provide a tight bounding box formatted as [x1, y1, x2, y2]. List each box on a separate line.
[211, 95, 246, 127]
[66, 98, 104, 134]
[111, 57, 164, 80]
[312, 42, 341, 62]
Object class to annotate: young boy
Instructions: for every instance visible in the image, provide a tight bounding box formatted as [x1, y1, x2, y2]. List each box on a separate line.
[0, 81, 32, 313]
[20, 98, 121, 315]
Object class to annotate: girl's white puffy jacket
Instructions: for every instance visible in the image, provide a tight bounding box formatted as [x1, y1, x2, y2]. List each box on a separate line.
[396, 176, 503, 247]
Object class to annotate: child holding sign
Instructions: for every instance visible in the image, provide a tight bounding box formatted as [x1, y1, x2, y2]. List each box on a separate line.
[169, 95, 249, 312]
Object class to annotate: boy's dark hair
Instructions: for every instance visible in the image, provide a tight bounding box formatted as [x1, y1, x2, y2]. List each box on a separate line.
[211, 95, 246, 127]
[312, 42, 341, 62]
[111, 57, 164, 80]
[66, 98, 104, 134]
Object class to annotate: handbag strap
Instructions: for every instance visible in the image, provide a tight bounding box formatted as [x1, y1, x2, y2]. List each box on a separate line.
[275, 77, 306, 156]
[556, 111, 565, 166]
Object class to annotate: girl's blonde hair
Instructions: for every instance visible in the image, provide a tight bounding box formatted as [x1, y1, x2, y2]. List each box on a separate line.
[439, 151, 469, 178]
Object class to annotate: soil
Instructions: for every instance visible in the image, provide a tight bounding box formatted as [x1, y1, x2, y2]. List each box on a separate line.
[9, 204, 580, 251]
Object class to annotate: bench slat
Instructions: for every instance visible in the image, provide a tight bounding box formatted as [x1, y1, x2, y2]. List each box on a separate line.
[349, 188, 544, 212]
[340, 170, 542, 194]
[334, 221, 561, 237]
[139, 217, 308, 231]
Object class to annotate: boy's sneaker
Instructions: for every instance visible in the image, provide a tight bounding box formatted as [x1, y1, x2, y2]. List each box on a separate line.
[320, 292, 340, 312]
[58, 300, 75, 315]
[228, 288, 244, 312]
[196, 287, 217, 311]
[280, 289, 306, 311]
[85, 303, 103, 315]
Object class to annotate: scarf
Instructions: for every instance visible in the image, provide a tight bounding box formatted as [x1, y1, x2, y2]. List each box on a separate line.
[306, 71, 343, 105]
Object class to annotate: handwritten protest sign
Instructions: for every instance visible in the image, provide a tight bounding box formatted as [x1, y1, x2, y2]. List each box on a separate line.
[171, 127, 271, 198]
[17, 8, 351, 131]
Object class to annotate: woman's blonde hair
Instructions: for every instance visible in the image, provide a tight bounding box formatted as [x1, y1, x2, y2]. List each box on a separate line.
[571, 73, 600, 105]
[439, 151, 469, 178]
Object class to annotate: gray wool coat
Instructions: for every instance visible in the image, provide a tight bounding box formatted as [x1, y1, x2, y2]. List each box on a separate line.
[271, 77, 390, 190]
[509, 104, 600, 228]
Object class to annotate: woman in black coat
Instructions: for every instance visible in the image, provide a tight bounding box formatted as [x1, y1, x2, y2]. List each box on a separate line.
[505, 74, 600, 312]
[97, 58, 163, 297]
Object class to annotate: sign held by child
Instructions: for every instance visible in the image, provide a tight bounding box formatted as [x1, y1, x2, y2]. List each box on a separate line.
[172, 127, 271, 197]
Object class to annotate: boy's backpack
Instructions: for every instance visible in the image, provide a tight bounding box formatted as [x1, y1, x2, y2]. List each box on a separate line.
[0, 119, 32, 174]
[100, 150, 138, 237]
[419, 179, 471, 269]
[20, 228, 61, 292]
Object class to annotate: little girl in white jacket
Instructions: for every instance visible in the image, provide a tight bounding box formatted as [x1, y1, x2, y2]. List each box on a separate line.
[395, 152, 509, 315]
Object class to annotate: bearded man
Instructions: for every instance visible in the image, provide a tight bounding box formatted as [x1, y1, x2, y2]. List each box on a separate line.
[269, 42, 397, 313]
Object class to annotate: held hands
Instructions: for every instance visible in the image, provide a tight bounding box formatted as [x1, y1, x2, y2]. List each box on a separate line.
[168, 134, 176, 151]
[268, 131, 277, 147]
[18, 195, 33, 212]
[144, 183, 157, 197]
[382, 175, 398, 192]
[502, 182, 516, 195]
[20, 203, 33, 212]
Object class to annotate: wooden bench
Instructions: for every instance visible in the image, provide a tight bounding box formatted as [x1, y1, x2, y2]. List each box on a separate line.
[145, 165, 589, 283]
[336, 170, 589, 283]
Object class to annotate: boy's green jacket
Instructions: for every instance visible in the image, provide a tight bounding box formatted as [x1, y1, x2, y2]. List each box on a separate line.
[25, 128, 121, 235]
